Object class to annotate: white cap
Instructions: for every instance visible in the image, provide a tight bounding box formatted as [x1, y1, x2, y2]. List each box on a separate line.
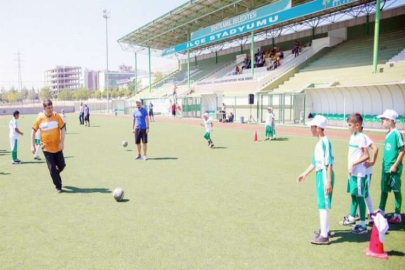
[377, 109, 398, 122]
[135, 98, 142, 103]
[267, 107, 273, 110]
[203, 113, 208, 117]
[306, 115, 328, 129]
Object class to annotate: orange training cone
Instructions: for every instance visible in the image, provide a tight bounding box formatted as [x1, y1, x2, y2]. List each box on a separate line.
[254, 131, 258, 142]
[365, 224, 388, 260]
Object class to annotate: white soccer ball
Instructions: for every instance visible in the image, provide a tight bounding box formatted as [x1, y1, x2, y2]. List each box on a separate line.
[122, 141, 128, 147]
[113, 188, 125, 201]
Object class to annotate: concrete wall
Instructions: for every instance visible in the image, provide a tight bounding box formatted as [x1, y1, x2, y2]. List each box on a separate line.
[0, 106, 75, 116]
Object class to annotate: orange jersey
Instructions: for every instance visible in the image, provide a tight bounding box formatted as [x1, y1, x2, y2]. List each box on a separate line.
[32, 112, 65, 153]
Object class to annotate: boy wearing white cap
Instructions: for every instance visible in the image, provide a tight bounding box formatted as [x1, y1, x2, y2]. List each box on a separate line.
[265, 107, 275, 141]
[201, 113, 214, 148]
[297, 115, 335, 245]
[376, 109, 404, 224]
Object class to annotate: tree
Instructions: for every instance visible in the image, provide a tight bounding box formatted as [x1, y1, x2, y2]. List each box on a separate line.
[128, 79, 143, 94]
[57, 89, 73, 100]
[111, 89, 119, 98]
[8, 91, 17, 103]
[91, 90, 101, 99]
[120, 88, 131, 97]
[28, 88, 38, 101]
[73, 87, 89, 100]
[1, 91, 8, 102]
[21, 87, 29, 100]
[40, 86, 52, 100]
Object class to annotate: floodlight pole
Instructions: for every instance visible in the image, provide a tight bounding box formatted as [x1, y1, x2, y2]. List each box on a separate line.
[103, 10, 110, 114]
[148, 47, 152, 93]
[187, 33, 191, 89]
[251, 31, 255, 76]
[372, 0, 381, 73]
[134, 53, 138, 94]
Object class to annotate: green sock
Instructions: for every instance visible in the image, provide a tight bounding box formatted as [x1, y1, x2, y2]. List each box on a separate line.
[11, 151, 16, 161]
[379, 192, 388, 212]
[356, 196, 366, 221]
[350, 195, 358, 218]
[394, 191, 402, 214]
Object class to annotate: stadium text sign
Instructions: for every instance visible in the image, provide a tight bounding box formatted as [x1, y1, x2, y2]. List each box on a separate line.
[191, 0, 292, 40]
[161, 0, 357, 57]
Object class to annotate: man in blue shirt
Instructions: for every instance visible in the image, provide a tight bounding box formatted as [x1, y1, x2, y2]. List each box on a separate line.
[132, 99, 150, 160]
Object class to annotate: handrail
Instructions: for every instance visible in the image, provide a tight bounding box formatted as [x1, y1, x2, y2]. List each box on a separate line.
[258, 43, 331, 91]
[197, 61, 234, 82]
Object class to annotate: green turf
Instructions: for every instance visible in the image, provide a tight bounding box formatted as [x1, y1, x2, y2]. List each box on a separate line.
[0, 114, 404, 270]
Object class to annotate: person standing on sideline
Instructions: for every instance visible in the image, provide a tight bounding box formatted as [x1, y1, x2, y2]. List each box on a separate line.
[376, 109, 404, 224]
[31, 100, 66, 193]
[173, 84, 177, 103]
[132, 99, 150, 160]
[265, 107, 275, 141]
[61, 109, 67, 131]
[79, 103, 84, 125]
[297, 115, 334, 245]
[201, 113, 214, 148]
[171, 102, 176, 119]
[33, 112, 43, 160]
[9, 110, 24, 164]
[149, 102, 155, 122]
[342, 114, 369, 234]
[220, 103, 226, 122]
[84, 104, 90, 127]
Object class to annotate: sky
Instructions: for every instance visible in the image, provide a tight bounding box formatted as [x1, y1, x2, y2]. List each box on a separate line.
[0, 0, 186, 90]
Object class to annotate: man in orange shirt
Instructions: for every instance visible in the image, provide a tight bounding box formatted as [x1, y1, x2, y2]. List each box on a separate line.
[31, 100, 66, 193]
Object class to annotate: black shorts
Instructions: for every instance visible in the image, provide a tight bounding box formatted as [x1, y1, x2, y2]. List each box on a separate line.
[85, 114, 90, 121]
[172, 110, 176, 116]
[149, 110, 154, 117]
[135, 128, 148, 144]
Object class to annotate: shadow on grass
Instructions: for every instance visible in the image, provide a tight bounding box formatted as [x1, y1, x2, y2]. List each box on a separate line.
[63, 186, 111, 194]
[387, 250, 405, 257]
[273, 137, 289, 141]
[21, 161, 45, 164]
[64, 156, 74, 159]
[126, 149, 133, 152]
[147, 157, 178, 160]
[117, 199, 130, 203]
[384, 213, 405, 231]
[88, 125, 101, 128]
[0, 172, 10, 175]
[330, 230, 370, 244]
[212, 147, 228, 149]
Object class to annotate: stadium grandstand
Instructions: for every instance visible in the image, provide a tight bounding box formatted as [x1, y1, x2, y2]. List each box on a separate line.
[118, 0, 405, 129]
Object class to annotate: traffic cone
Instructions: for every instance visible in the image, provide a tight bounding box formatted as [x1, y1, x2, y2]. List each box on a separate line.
[365, 224, 388, 260]
[254, 131, 258, 142]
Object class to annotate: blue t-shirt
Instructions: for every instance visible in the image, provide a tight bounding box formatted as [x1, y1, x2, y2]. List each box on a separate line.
[133, 107, 148, 129]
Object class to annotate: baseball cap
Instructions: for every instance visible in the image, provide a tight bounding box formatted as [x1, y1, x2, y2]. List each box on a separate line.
[203, 113, 208, 117]
[306, 115, 328, 129]
[377, 109, 398, 122]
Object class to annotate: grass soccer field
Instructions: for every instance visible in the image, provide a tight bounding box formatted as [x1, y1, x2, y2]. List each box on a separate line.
[0, 114, 404, 270]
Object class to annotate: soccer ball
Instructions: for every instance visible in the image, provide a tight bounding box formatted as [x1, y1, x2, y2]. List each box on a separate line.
[122, 141, 128, 147]
[113, 188, 125, 201]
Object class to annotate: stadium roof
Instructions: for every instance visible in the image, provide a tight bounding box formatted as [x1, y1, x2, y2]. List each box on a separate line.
[118, 0, 373, 55]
